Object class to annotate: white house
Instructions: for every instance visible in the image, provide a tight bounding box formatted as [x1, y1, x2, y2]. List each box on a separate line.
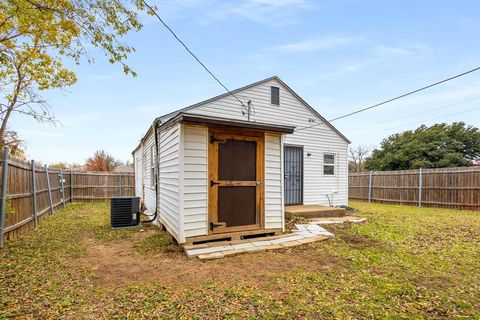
[132, 76, 350, 244]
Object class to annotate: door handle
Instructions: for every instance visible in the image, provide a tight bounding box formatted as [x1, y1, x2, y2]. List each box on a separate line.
[210, 180, 220, 187]
[210, 222, 226, 230]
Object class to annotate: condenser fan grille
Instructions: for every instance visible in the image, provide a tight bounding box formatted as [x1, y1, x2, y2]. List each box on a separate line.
[110, 196, 141, 228]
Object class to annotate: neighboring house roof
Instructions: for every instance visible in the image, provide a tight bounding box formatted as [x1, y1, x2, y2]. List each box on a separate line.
[132, 76, 350, 154]
[113, 165, 134, 173]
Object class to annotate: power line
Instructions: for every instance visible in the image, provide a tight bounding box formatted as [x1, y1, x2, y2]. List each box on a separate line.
[141, 0, 248, 112]
[296, 65, 480, 132]
[377, 105, 480, 133]
[348, 95, 480, 133]
[352, 105, 480, 138]
[330, 66, 480, 121]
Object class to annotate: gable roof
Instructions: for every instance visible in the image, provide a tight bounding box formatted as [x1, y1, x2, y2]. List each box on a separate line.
[133, 76, 350, 154]
[157, 76, 350, 143]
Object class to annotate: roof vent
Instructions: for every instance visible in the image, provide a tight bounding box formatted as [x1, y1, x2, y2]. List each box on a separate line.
[110, 196, 141, 228]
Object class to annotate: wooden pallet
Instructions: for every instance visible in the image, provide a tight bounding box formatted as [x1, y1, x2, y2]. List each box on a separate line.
[183, 228, 283, 247]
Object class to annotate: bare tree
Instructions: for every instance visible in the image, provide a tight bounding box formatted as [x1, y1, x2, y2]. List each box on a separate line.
[349, 145, 372, 173]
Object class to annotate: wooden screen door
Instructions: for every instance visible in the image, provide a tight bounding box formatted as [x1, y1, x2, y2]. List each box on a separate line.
[208, 130, 264, 234]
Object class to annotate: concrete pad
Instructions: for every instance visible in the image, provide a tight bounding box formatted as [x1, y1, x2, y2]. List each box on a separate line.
[309, 216, 368, 225]
[244, 246, 267, 253]
[284, 235, 306, 241]
[271, 235, 304, 244]
[294, 224, 308, 231]
[231, 242, 256, 250]
[299, 236, 330, 244]
[306, 224, 322, 231]
[251, 240, 273, 247]
[265, 244, 285, 251]
[186, 246, 230, 257]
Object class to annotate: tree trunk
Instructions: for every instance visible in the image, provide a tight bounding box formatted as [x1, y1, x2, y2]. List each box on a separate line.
[0, 65, 23, 150]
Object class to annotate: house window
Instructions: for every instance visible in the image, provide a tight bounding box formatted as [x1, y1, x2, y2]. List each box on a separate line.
[324, 154, 335, 175]
[271, 86, 280, 105]
[150, 146, 155, 187]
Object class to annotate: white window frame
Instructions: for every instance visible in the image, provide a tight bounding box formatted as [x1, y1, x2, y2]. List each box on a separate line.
[323, 153, 336, 176]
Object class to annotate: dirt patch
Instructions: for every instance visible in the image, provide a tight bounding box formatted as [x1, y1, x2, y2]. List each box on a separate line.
[338, 233, 385, 249]
[70, 230, 341, 289]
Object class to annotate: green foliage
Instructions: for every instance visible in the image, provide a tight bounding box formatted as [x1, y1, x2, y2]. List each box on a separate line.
[365, 122, 480, 170]
[5, 196, 15, 216]
[49, 162, 68, 170]
[0, 0, 150, 144]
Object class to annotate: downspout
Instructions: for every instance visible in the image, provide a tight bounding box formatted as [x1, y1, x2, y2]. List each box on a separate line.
[142, 119, 160, 223]
[141, 141, 145, 201]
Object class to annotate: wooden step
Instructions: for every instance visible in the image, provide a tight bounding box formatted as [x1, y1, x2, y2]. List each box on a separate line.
[183, 224, 335, 260]
[285, 205, 346, 219]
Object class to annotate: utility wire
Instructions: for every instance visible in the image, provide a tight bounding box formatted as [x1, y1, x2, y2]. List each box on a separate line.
[352, 105, 480, 138]
[141, 0, 248, 112]
[376, 105, 480, 133]
[296, 66, 480, 132]
[348, 95, 480, 133]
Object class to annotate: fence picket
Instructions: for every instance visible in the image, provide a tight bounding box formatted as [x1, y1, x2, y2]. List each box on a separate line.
[31, 160, 37, 227]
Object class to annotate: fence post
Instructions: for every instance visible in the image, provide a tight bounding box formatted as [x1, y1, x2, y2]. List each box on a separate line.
[45, 165, 54, 214]
[60, 170, 66, 209]
[418, 167, 423, 207]
[119, 172, 122, 196]
[31, 160, 37, 227]
[0, 147, 9, 248]
[70, 171, 74, 202]
[368, 171, 373, 203]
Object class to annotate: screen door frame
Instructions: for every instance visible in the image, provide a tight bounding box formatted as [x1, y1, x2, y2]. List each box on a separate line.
[208, 127, 265, 234]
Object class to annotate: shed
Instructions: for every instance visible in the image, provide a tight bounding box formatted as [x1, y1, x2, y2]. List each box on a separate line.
[132, 76, 350, 244]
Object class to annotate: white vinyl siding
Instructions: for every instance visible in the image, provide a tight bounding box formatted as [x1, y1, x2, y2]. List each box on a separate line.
[265, 133, 283, 229]
[158, 124, 181, 241]
[182, 124, 208, 238]
[134, 148, 142, 198]
[182, 78, 348, 206]
[143, 132, 156, 213]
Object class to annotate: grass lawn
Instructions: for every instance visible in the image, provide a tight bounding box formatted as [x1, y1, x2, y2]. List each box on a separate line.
[1, 201, 479, 319]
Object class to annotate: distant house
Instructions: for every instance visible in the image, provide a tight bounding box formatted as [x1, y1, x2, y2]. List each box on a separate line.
[132, 76, 350, 244]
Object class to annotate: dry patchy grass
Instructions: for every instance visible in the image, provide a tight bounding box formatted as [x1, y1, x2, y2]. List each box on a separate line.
[1, 201, 479, 319]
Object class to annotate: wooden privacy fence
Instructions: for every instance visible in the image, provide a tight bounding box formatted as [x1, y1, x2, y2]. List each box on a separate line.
[0, 149, 134, 246]
[349, 166, 480, 210]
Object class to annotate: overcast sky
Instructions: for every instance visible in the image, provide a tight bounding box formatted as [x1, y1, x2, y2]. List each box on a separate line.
[10, 0, 480, 164]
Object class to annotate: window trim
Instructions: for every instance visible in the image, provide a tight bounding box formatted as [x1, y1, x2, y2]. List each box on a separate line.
[323, 153, 336, 176]
[271, 86, 280, 105]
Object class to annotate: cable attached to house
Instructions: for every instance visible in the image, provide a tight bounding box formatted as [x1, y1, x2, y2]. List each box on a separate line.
[141, 121, 160, 224]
